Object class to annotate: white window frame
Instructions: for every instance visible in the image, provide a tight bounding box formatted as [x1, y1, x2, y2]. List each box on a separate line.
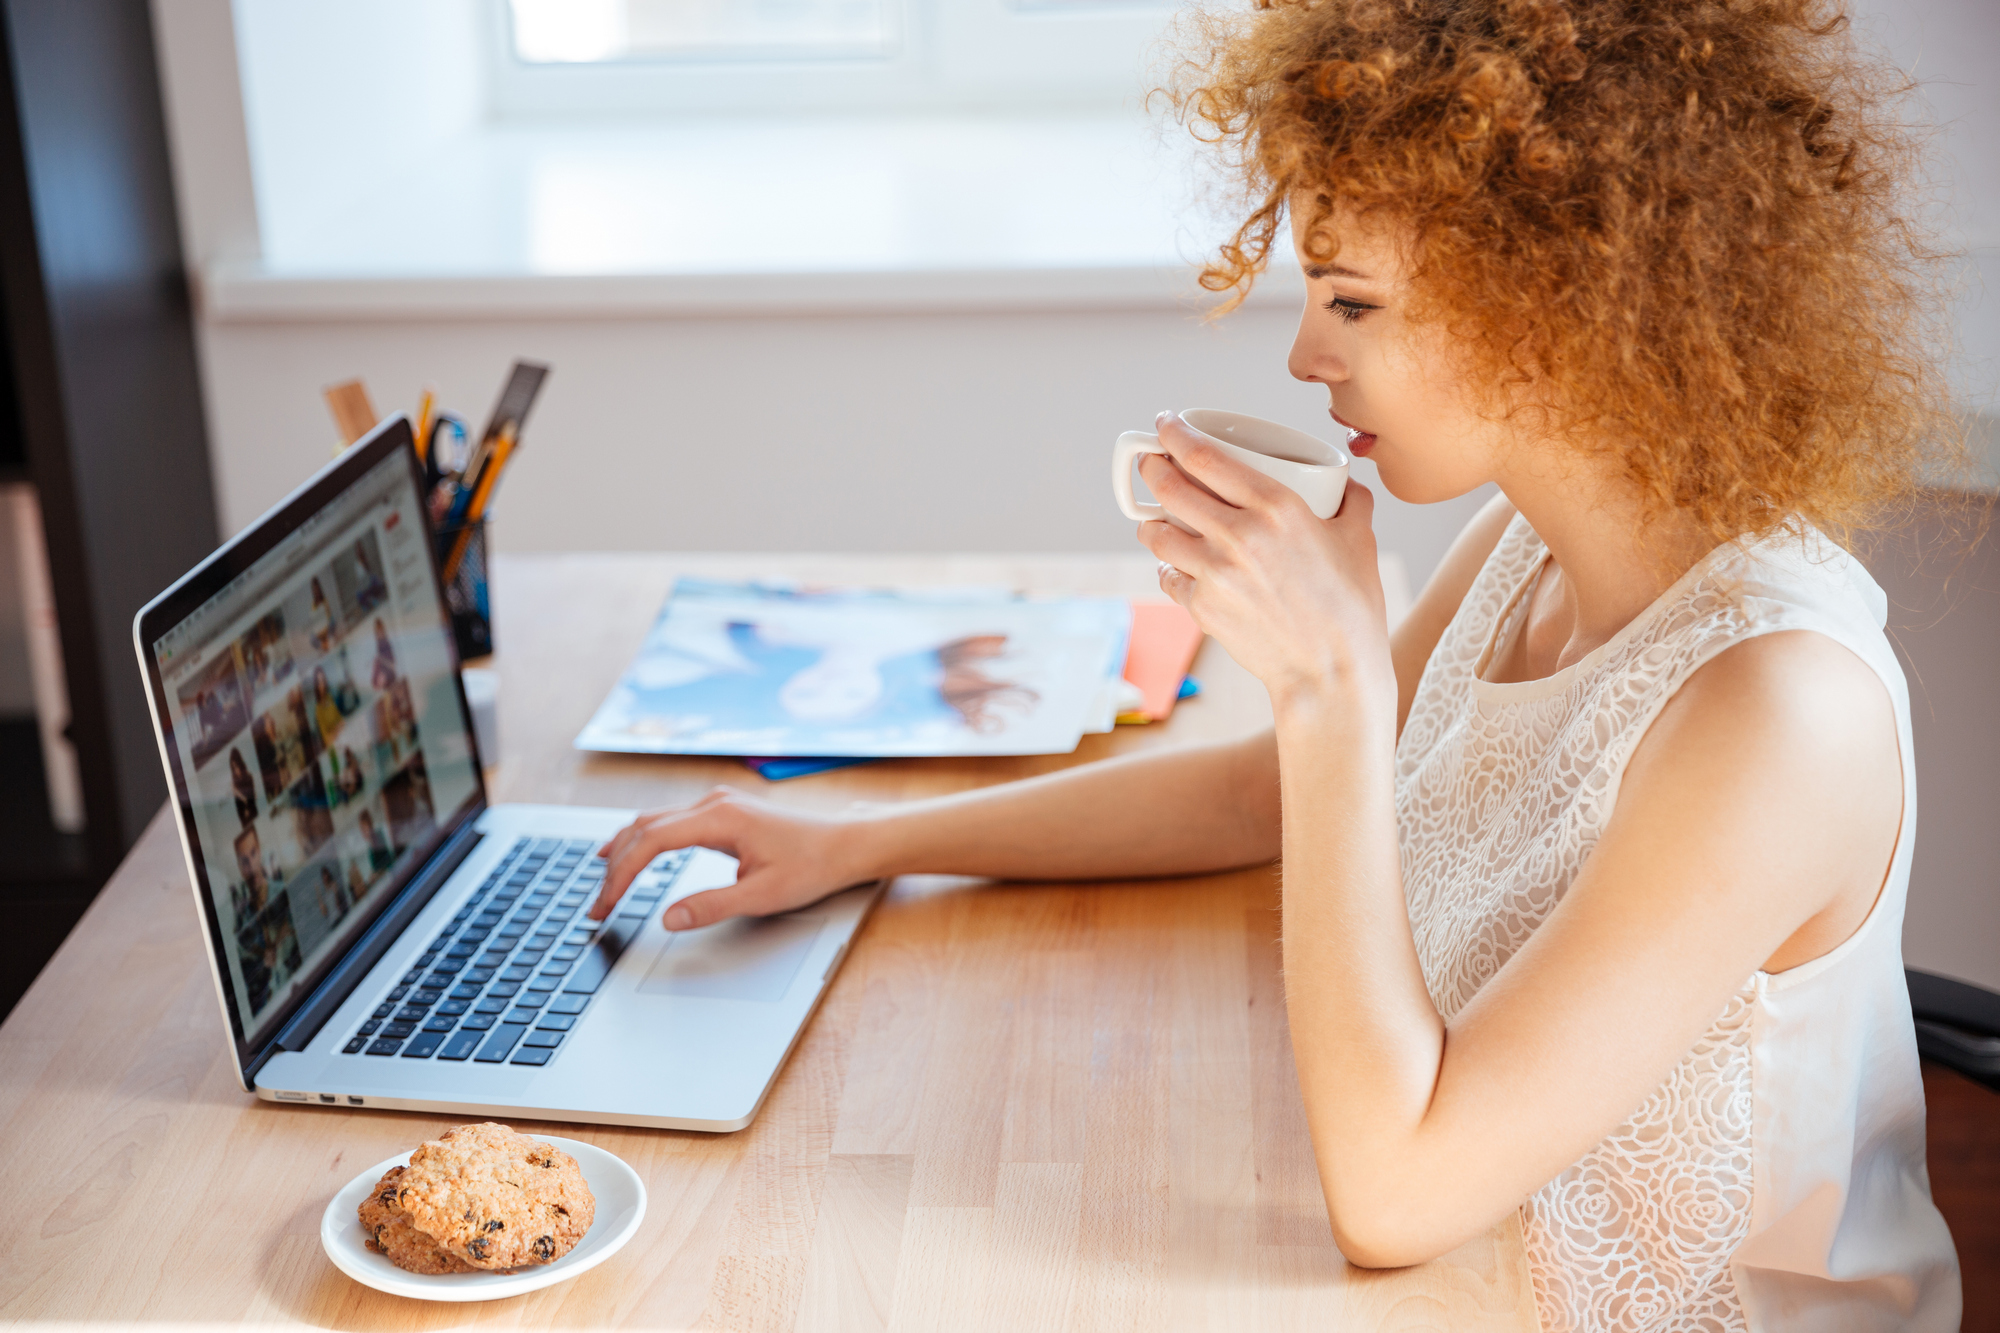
[481, 0, 1182, 118]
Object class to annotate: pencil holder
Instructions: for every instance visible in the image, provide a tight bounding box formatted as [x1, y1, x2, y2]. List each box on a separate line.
[434, 517, 493, 662]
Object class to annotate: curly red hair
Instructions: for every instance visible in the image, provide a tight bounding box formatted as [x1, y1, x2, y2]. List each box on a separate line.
[1169, 0, 1962, 547]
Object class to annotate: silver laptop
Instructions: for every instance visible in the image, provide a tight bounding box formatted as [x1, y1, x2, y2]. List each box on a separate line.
[134, 415, 878, 1131]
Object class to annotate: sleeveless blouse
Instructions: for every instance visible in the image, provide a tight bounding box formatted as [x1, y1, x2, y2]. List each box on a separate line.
[1393, 514, 1961, 1331]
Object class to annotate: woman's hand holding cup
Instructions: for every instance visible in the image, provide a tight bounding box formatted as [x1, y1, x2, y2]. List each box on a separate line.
[1117, 409, 1392, 712]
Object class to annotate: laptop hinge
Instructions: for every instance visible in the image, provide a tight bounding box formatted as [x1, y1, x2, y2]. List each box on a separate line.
[254, 820, 486, 1076]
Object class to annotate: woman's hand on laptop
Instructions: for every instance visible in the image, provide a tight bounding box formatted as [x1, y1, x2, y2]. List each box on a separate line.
[590, 787, 872, 931]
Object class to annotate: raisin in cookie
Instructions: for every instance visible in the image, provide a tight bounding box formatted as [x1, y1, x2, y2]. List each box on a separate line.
[357, 1165, 476, 1275]
[388, 1122, 595, 1270]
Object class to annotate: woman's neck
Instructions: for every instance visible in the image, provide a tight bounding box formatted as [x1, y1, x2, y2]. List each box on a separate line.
[1495, 457, 1712, 679]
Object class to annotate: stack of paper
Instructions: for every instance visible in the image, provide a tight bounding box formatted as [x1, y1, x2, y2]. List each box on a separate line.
[575, 580, 1134, 760]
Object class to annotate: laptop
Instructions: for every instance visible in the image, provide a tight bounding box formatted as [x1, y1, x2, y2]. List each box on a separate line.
[133, 415, 880, 1131]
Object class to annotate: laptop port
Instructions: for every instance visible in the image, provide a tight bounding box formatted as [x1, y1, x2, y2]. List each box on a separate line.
[318, 1093, 335, 1103]
[274, 1090, 308, 1101]
[347, 1096, 365, 1106]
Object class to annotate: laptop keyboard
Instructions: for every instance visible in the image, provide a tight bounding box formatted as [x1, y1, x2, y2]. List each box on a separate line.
[338, 836, 691, 1067]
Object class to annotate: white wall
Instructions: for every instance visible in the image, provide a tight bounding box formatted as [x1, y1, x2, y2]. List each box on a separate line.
[196, 303, 1490, 568]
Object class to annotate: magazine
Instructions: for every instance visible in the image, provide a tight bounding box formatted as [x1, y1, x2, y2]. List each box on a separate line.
[575, 580, 1129, 758]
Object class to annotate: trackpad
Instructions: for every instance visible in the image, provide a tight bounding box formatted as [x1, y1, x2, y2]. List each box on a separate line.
[637, 914, 823, 1002]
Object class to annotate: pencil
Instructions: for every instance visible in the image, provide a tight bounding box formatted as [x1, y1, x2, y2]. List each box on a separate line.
[414, 387, 436, 463]
[442, 427, 516, 584]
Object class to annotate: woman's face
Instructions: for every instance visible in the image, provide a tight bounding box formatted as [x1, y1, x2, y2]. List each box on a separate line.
[1285, 207, 1518, 504]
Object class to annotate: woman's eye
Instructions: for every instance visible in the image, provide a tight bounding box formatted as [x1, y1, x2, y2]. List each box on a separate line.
[1323, 296, 1380, 323]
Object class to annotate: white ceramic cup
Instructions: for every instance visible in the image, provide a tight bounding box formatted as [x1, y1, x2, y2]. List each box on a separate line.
[1113, 409, 1350, 534]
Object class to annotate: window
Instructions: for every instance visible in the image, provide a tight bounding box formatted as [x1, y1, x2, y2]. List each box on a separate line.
[489, 0, 1182, 116]
[510, 0, 898, 63]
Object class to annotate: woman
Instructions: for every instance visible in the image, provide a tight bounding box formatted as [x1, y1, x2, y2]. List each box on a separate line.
[311, 666, 342, 748]
[228, 747, 257, 828]
[590, 1, 1962, 1325]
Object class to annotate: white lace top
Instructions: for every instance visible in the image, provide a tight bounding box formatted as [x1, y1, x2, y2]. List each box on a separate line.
[1394, 514, 1961, 1331]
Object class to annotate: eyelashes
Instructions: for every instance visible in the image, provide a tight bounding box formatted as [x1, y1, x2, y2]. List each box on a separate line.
[1323, 296, 1381, 323]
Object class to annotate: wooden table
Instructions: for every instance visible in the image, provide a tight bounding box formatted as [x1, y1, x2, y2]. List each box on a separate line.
[0, 553, 1535, 1331]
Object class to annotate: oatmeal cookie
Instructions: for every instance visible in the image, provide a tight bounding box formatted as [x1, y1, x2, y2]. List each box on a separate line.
[357, 1165, 475, 1275]
[387, 1122, 595, 1270]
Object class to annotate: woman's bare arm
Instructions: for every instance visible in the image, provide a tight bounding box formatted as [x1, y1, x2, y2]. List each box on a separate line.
[589, 731, 1279, 928]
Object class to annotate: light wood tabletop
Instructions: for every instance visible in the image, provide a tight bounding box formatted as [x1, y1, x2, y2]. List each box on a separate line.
[0, 552, 1535, 1332]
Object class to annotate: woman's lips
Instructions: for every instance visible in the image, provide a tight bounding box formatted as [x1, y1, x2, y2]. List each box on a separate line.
[1329, 410, 1376, 457]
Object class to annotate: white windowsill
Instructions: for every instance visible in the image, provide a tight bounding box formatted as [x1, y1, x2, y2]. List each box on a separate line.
[210, 110, 1306, 323]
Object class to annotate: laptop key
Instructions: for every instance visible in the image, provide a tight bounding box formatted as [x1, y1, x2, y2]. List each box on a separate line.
[526, 977, 559, 993]
[439, 1030, 482, 1061]
[388, 985, 409, 1001]
[424, 971, 458, 989]
[475, 1024, 529, 1062]
[372, 1003, 395, 1020]
[400, 968, 424, 986]
[413, 989, 443, 1005]
[395, 1006, 430, 1023]
[461, 1013, 497, 1031]
[474, 996, 510, 1014]
[522, 1029, 563, 1048]
[367, 1038, 403, 1056]
[381, 1021, 417, 1039]
[437, 999, 470, 1016]
[510, 1046, 555, 1066]
[505, 1008, 540, 1025]
[550, 992, 590, 1014]
[461, 967, 495, 984]
[430, 956, 466, 975]
[450, 984, 483, 1001]
[511, 991, 549, 1008]
[402, 1032, 444, 1058]
[500, 965, 533, 982]
[563, 937, 623, 995]
[535, 1013, 575, 1031]
[359, 1019, 381, 1036]
[422, 1015, 456, 1033]
[342, 1036, 366, 1054]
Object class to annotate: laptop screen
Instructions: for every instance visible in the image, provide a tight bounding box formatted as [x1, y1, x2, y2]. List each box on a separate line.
[145, 438, 481, 1050]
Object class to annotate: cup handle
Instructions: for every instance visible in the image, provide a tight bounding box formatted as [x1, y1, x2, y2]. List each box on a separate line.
[1113, 431, 1168, 522]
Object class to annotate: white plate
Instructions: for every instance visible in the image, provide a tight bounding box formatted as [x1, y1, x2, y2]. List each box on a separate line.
[320, 1134, 646, 1302]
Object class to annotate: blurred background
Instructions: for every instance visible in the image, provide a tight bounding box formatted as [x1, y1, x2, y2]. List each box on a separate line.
[0, 0, 1991, 1038]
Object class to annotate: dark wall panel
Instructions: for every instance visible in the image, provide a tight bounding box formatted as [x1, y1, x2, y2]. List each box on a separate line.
[0, 0, 217, 869]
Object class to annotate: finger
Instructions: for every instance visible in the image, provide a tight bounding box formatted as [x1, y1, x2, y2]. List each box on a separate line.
[1155, 560, 1198, 610]
[1333, 479, 1375, 527]
[1136, 453, 1230, 533]
[588, 805, 739, 919]
[596, 786, 736, 867]
[1136, 516, 1206, 578]
[661, 875, 791, 932]
[1156, 416, 1292, 510]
